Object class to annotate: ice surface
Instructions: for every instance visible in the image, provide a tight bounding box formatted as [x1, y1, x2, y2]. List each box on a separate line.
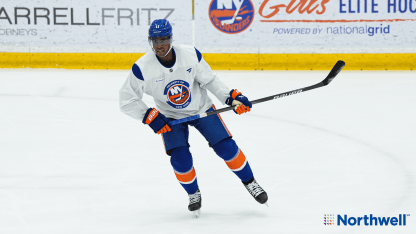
[0, 68, 415, 234]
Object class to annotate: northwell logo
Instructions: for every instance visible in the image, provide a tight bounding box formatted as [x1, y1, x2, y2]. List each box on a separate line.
[325, 214, 410, 226]
[324, 214, 334, 225]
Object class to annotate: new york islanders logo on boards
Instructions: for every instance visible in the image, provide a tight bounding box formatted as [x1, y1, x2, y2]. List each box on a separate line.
[209, 0, 255, 34]
[164, 80, 192, 109]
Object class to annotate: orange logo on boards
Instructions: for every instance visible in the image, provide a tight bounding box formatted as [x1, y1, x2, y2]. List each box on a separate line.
[208, 0, 255, 34]
[259, 0, 331, 18]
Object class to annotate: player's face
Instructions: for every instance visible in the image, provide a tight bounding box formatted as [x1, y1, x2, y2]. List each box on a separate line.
[153, 43, 171, 57]
[150, 36, 172, 57]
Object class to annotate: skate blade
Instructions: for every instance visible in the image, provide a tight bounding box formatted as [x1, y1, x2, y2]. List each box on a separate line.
[264, 202, 269, 207]
[193, 209, 201, 218]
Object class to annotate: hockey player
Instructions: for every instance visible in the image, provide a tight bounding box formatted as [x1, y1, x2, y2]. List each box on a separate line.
[119, 19, 268, 217]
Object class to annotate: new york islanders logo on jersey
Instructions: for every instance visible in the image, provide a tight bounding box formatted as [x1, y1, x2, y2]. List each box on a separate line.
[209, 0, 255, 34]
[164, 80, 192, 109]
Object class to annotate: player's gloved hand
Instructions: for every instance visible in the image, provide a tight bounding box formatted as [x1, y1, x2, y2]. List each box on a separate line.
[225, 89, 252, 115]
[142, 108, 171, 134]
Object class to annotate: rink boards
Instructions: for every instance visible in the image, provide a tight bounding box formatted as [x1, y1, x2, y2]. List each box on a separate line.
[1, 0, 415, 70]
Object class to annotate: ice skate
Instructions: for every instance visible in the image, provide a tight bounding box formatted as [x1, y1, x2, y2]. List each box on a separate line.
[188, 189, 201, 217]
[243, 177, 268, 206]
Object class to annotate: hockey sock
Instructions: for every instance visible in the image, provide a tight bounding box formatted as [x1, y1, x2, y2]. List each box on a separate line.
[170, 146, 199, 194]
[212, 138, 254, 183]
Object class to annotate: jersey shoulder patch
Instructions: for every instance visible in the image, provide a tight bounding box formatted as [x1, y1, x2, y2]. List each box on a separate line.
[132, 63, 144, 81]
[194, 47, 202, 62]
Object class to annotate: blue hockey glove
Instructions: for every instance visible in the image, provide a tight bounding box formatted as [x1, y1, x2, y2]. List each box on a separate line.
[225, 89, 252, 115]
[143, 108, 171, 134]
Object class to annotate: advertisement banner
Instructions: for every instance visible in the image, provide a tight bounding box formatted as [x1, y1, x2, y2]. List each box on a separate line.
[195, 0, 416, 53]
[0, 0, 191, 52]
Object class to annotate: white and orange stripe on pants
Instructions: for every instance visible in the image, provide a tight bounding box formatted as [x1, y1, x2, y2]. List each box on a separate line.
[174, 167, 197, 184]
[225, 148, 247, 171]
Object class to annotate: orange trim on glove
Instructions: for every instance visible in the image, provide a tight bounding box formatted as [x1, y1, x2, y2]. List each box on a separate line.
[235, 104, 251, 115]
[157, 125, 171, 134]
[231, 89, 242, 99]
[145, 108, 160, 124]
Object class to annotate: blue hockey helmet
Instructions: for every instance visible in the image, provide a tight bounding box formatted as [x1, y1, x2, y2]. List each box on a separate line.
[148, 19, 173, 57]
[149, 19, 172, 39]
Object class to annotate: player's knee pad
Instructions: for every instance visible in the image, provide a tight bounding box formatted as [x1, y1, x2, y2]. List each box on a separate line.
[212, 137, 239, 161]
[170, 146, 193, 173]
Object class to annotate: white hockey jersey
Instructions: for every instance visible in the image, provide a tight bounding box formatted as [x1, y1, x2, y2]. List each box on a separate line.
[119, 44, 230, 120]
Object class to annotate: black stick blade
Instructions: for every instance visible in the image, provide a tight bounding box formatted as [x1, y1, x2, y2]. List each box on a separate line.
[322, 60, 345, 85]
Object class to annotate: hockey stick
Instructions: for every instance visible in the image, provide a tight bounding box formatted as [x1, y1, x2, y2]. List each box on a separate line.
[169, 60, 345, 126]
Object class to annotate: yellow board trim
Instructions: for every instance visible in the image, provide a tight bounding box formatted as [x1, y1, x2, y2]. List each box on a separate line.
[1, 52, 415, 70]
[204, 53, 416, 70]
[0, 52, 144, 70]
